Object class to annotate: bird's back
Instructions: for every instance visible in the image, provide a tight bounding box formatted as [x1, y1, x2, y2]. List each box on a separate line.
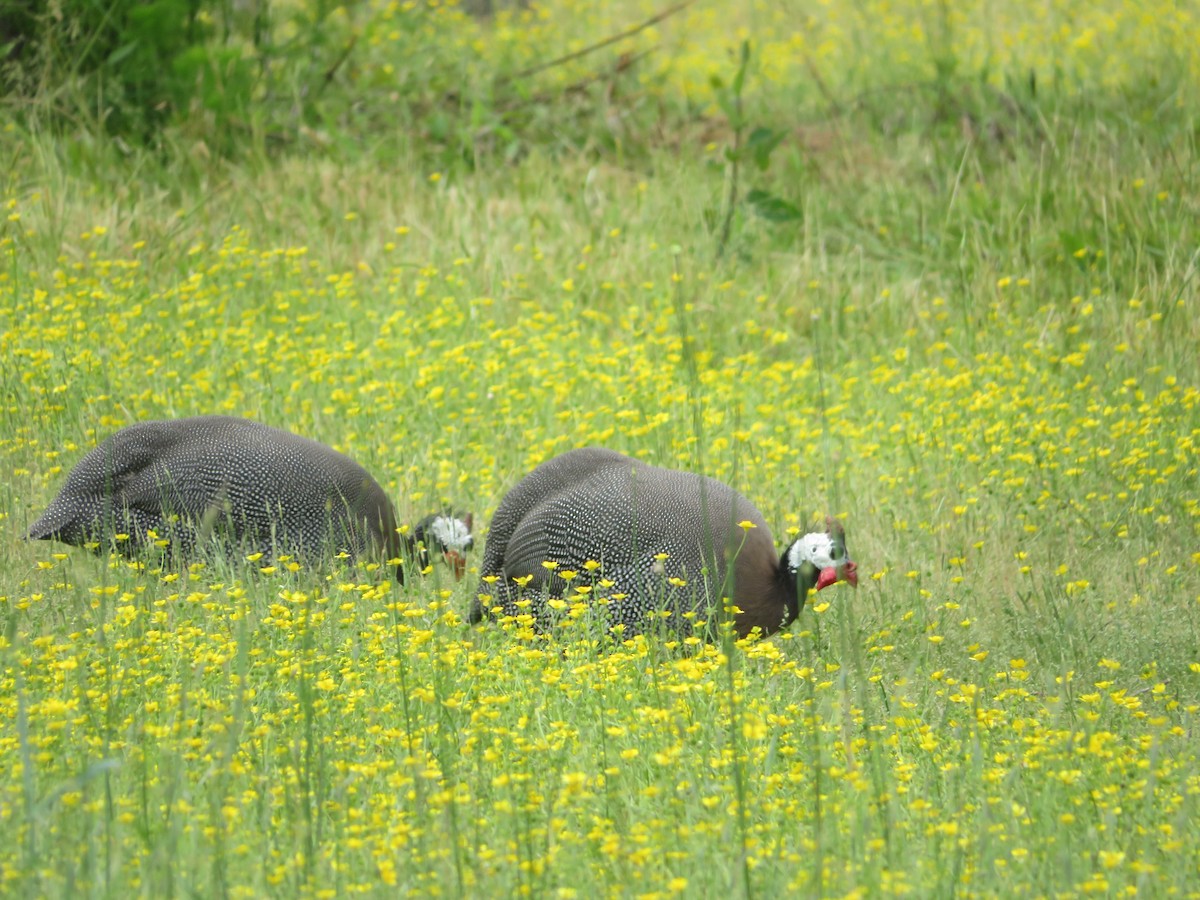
[28, 416, 398, 560]
[473, 447, 775, 633]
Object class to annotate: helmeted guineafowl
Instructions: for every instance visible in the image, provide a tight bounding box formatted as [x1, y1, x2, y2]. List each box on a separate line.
[469, 447, 857, 638]
[26, 416, 473, 581]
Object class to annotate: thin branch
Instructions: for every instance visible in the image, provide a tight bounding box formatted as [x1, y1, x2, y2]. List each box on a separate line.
[322, 34, 358, 87]
[800, 50, 842, 117]
[495, 48, 655, 113]
[497, 0, 697, 86]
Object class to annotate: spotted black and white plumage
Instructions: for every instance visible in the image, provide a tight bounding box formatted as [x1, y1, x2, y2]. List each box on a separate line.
[470, 447, 857, 638]
[25, 416, 463, 580]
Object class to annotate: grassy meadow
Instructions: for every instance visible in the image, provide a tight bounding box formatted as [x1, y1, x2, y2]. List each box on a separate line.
[2, 0, 1200, 895]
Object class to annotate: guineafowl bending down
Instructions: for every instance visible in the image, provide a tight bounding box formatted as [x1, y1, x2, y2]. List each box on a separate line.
[26, 416, 473, 582]
[470, 447, 857, 638]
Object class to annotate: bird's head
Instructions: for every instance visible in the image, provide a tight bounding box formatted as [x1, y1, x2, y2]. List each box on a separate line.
[785, 517, 858, 590]
[404, 512, 474, 581]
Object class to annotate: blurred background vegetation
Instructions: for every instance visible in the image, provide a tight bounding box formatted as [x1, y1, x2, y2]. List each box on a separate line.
[5, 0, 1196, 169]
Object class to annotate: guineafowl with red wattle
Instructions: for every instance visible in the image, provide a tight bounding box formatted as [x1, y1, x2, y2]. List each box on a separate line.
[470, 447, 856, 637]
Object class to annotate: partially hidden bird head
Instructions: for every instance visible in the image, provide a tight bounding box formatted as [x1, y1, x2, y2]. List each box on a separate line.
[786, 516, 859, 590]
[407, 512, 474, 581]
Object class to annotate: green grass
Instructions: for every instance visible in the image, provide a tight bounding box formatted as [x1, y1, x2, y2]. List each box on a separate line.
[2, 0, 1200, 896]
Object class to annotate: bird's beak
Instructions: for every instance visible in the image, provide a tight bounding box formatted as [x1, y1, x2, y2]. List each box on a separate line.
[816, 560, 858, 590]
[443, 550, 467, 581]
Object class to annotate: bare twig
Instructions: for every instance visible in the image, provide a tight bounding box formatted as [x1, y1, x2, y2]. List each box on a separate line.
[801, 50, 842, 116]
[495, 48, 655, 113]
[322, 34, 358, 87]
[497, 0, 697, 85]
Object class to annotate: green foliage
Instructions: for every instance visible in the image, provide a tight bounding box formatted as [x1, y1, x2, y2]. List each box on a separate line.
[4, 0, 227, 132]
[1, 0, 355, 148]
[709, 42, 801, 257]
[745, 187, 800, 223]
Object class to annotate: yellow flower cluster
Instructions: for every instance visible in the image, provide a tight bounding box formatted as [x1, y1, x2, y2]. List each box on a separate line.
[2, 191, 1198, 893]
[0, 570, 1196, 894]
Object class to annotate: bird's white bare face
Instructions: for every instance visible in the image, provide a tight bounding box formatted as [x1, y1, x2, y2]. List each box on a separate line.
[788, 531, 848, 571]
[430, 515, 473, 552]
[787, 529, 858, 589]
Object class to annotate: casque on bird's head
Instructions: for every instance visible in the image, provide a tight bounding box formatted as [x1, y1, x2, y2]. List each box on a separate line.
[785, 518, 859, 591]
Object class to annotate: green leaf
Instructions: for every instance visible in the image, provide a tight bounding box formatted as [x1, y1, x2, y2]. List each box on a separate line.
[747, 189, 802, 223]
[107, 41, 139, 67]
[715, 92, 736, 124]
[731, 40, 751, 96]
[745, 127, 785, 171]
